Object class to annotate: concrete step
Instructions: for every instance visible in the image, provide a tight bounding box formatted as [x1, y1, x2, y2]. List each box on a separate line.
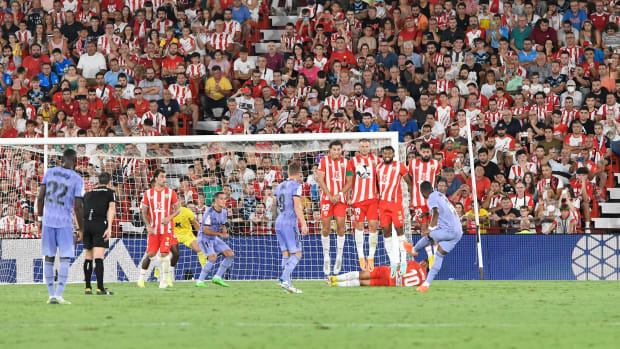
[261, 29, 286, 40]
[592, 217, 620, 230]
[254, 42, 280, 54]
[196, 120, 220, 132]
[598, 202, 620, 215]
[608, 187, 620, 200]
[270, 16, 298, 27]
[599, 202, 620, 215]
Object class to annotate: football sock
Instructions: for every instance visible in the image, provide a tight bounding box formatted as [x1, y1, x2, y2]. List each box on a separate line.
[281, 255, 300, 283]
[215, 257, 234, 278]
[336, 271, 359, 282]
[336, 235, 345, 260]
[368, 232, 378, 259]
[197, 252, 207, 267]
[384, 236, 396, 266]
[354, 229, 365, 259]
[139, 256, 152, 281]
[198, 260, 215, 281]
[55, 258, 70, 297]
[83, 259, 93, 289]
[338, 280, 360, 287]
[169, 267, 175, 282]
[95, 258, 104, 291]
[321, 235, 330, 259]
[414, 236, 429, 253]
[160, 255, 171, 282]
[398, 235, 407, 265]
[281, 255, 290, 269]
[425, 251, 445, 285]
[44, 261, 55, 297]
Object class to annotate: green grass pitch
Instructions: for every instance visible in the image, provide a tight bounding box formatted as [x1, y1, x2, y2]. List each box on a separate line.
[1, 281, 619, 348]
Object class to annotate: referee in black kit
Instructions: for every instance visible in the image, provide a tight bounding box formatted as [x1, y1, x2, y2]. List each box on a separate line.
[83, 172, 116, 295]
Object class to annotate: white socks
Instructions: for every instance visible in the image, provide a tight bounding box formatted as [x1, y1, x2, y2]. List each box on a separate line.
[355, 229, 365, 259]
[336, 271, 359, 282]
[169, 266, 175, 282]
[398, 235, 407, 265]
[160, 255, 170, 284]
[384, 236, 397, 266]
[338, 280, 360, 287]
[321, 235, 330, 259]
[336, 235, 345, 260]
[368, 232, 378, 259]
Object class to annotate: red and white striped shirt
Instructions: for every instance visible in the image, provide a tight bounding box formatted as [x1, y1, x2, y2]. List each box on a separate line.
[317, 155, 347, 203]
[598, 103, 620, 122]
[351, 95, 370, 112]
[179, 36, 196, 55]
[435, 104, 454, 129]
[0, 216, 24, 238]
[16, 30, 32, 44]
[376, 160, 408, 203]
[186, 63, 207, 79]
[153, 19, 174, 35]
[559, 45, 584, 66]
[346, 154, 378, 203]
[140, 111, 166, 134]
[408, 158, 441, 208]
[50, 10, 66, 28]
[281, 35, 303, 51]
[561, 108, 578, 125]
[210, 19, 241, 36]
[433, 12, 450, 30]
[141, 187, 178, 235]
[118, 157, 145, 177]
[168, 84, 193, 105]
[125, 0, 145, 14]
[97, 35, 122, 55]
[510, 193, 534, 209]
[76, 10, 95, 25]
[509, 163, 537, 182]
[485, 110, 502, 128]
[324, 95, 348, 111]
[207, 32, 233, 51]
[436, 78, 453, 94]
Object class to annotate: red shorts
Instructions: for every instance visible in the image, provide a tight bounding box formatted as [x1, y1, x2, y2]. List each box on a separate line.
[320, 199, 347, 219]
[352, 199, 379, 223]
[146, 233, 174, 253]
[379, 201, 404, 228]
[411, 205, 430, 225]
[369, 266, 392, 286]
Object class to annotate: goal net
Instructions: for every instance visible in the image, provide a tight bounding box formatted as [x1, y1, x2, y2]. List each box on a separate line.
[0, 132, 413, 284]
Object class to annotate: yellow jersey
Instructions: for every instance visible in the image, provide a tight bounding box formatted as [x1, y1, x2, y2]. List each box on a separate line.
[174, 206, 195, 239]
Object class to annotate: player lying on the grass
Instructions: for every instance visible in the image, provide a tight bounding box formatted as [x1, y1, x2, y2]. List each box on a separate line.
[328, 260, 428, 287]
[196, 191, 235, 288]
[38, 149, 84, 305]
[137, 169, 181, 289]
[274, 162, 309, 294]
[83, 172, 116, 295]
[403, 181, 463, 292]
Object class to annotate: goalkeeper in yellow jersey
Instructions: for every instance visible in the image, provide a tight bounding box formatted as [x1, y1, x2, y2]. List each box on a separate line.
[173, 204, 208, 269]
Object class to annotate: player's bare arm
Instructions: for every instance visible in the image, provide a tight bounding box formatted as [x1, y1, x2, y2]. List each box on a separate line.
[342, 172, 353, 204]
[141, 205, 154, 234]
[162, 202, 181, 225]
[75, 197, 85, 242]
[104, 201, 116, 241]
[293, 196, 309, 235]
[403, 173, 413, 192]
[36, 183, 46, 230]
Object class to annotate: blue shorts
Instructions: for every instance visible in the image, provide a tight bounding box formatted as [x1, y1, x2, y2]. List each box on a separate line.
[198, 237, 231, 257]
[429, 227, 463, 254]
[41, 226, 74, 258]
[276, 227, 301, 254]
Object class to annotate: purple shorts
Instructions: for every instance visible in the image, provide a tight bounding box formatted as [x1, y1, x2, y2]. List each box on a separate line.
[198, 237, 231, 257]
[42, 226, 74, 258]
[429, 227, 463, 253]
[276, 227, 301, 254]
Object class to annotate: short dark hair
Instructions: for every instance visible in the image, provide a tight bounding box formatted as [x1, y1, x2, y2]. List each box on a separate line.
[153, 168, 166, 179]
[329, 140, 342, 149]
[420, 181, 433, 193]
[288, 162, 301, 175]
[99, 172, 111, 185]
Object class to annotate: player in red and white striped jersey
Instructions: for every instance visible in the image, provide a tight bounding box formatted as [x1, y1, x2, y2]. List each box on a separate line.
[317, 140, 348, 276]
[376, 146, 413, 277]
[324, 85, 348, 111]
[409, 143, 442, 229]
[0, 205, 24, 239]
[343, 139, 379, 271]
[139, 169, 181, 288]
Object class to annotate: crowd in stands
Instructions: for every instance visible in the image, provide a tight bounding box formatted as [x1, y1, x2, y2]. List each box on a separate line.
[2, 0, 620, 236]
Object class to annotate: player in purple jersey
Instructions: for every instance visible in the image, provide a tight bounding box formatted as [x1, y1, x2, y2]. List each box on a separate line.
[404, 181, 463, 293]
[195, 192, 235, 288]
[36, 149, 85, 305]
[274, 162, 308, 294]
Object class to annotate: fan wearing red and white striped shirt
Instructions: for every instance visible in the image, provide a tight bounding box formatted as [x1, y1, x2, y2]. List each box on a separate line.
[126, 0, 145, 14]
[343, 139, 379, 271]
[16, 29, 32, 44]
[139, 169, 181, 288]
[0, 205, 24, 239]
[409, 143, 442, 226]
[207, 31, 234, 52]
[324, 86, 348, 111]
[316, 140, 348, 276]
[376, 146, 413, 276]
[97, 31, 122, 55]
[141, 107, 167, 135]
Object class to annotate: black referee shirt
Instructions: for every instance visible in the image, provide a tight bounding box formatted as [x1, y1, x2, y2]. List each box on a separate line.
[84, 186, 116, 224]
